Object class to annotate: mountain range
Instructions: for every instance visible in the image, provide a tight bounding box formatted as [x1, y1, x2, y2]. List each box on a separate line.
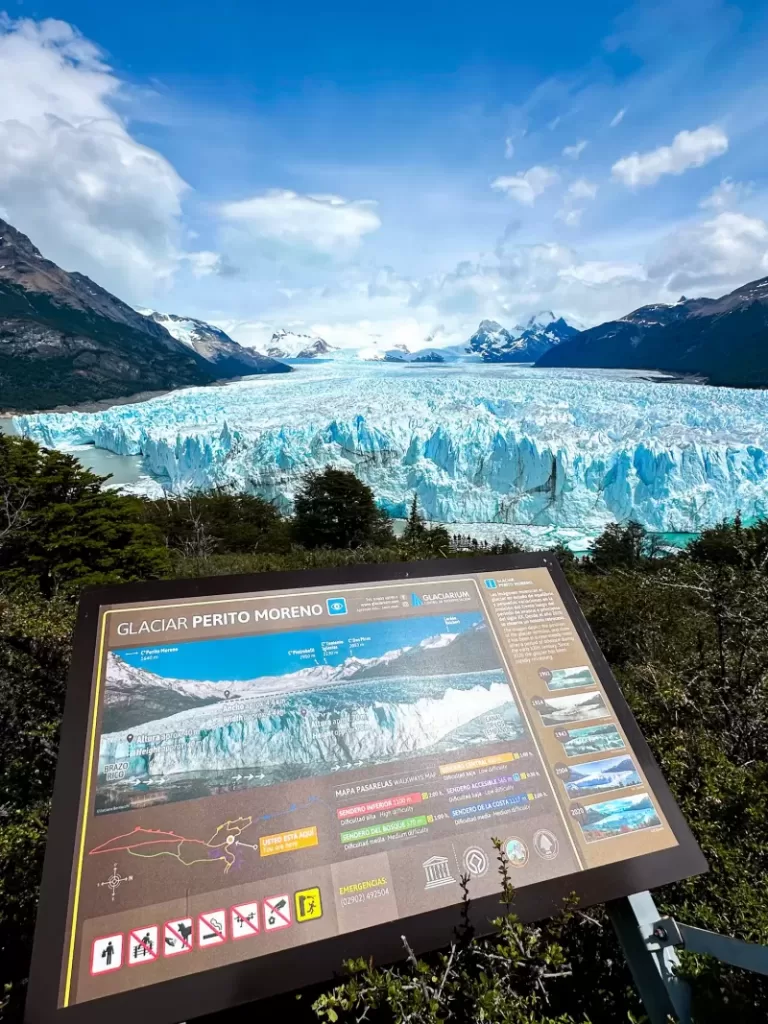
[103, 622, 496, 732]
[537, 276, 768, 386]
[0, 217, 289, 412]
[138, 309, 288, 379]
[467, 313, 580, 362]
[3, 206, 768, 408]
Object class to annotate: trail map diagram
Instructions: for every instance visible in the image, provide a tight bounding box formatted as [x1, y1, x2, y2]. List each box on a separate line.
[89, 817, 254, 874]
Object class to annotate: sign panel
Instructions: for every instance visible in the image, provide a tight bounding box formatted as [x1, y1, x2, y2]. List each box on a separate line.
[26, 554, 706, 1024]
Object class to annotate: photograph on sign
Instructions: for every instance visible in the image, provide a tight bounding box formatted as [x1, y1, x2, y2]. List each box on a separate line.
[26, 557, 705, 1023]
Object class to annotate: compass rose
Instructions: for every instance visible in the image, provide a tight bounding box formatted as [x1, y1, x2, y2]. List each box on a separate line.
[97, 862, 134, 901]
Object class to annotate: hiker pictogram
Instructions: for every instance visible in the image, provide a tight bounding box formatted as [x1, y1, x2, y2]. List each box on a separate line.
[90, 934, 123, 975]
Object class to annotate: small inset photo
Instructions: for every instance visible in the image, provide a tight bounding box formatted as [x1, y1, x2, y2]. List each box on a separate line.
[572, 793, 662, 843]
[538, 665, 597, 691]
[561, 754, 641, 798]
[533, 691, 611, 728]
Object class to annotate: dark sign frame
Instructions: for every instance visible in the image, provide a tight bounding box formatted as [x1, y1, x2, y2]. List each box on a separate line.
[25, 553, 707, 1024]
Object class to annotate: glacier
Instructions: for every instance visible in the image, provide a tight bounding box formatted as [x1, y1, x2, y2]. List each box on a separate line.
[97, 675, 520, 782]
[14, 362, 768, 544]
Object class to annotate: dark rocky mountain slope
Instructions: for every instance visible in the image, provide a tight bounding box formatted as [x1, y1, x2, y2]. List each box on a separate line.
[0, 218, 287, 412]
[537, 277, 768, 386]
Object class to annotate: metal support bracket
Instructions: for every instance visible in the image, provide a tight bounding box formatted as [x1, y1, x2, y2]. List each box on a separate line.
[651, 916, 768, 976]
[646, 916, 684, 951]
[610, 893, 768, 1023]
[607, 892, 692, 1024]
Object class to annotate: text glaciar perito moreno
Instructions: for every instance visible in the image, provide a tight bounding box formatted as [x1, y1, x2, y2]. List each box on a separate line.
[115, 604, 324, 636]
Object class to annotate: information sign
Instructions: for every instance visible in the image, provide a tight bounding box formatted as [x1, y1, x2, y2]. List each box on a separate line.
[25, 554, 706, 1024]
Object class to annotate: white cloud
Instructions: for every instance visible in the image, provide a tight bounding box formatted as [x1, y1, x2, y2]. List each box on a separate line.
[609, 108, 626, 128]
[219, 189, 381, 252]
[699, 177, 753, 210]
[561, 260, 645, 286]
[648, 211, 768, 292]
[611, 125, 728, 187]
[548, 116, 562, 131]
[182, 251, 236, 278]
[491, 166, 560, 206]
[562, 140, 588, 160]
[0, 16, 191, 299]
[568, 178, 598, 200]
[504, 137, 515, 159]
[221, 206, 766, 352]
[556, 179, 597, 227]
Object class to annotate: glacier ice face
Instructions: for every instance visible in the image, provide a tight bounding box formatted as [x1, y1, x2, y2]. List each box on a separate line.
[98, 676, 519, 780]
[14, 363, 768, 542]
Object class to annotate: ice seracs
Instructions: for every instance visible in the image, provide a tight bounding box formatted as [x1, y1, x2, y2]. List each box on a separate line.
[14, 362, 768, 546]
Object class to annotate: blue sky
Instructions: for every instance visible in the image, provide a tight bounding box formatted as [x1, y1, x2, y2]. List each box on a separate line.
[1, 1, 767, 349]
[117, 611, 481, 681]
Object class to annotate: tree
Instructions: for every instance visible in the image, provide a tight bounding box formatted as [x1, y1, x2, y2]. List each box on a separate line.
[0, 593, 75, 1021]
[403, 492, 422, 544]
[293, 468, 394, 549]
[587, 520, 661, 573]
[686, 513, 768, 572]
[0, 435, 170, 596]
[550, 542, 578, 575]
[142, 490, 291, 558]
[400, 492, 451, 557]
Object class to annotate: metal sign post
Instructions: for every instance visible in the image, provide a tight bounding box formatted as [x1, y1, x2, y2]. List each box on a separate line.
[609, 889, 768, 1023]
[608, 891, 690, 1024]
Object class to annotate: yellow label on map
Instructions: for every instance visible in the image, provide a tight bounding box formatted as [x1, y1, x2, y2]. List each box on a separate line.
[439, 752, 516, 775]
[259, 826, 318, 857]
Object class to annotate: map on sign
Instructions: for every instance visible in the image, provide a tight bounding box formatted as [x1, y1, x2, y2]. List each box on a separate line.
[27, 558, 705, 1024]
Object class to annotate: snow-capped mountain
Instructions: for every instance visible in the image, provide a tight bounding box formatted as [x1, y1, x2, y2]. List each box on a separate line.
[358, 343, 448, 363]
[467, 312, 578, 362]
[537, 275, 768, 386]
[102, 625, 493, 732]
[358, 341, 475, 363]
[0, 217, 221, 411]
[138, 309, 290, 377]
[262, 329, 336, 359]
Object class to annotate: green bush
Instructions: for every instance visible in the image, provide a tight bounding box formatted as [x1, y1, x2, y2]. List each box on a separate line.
[313, 848, 587, 1024]
[0, 435, 170, 596]
[141, 490, 292, 558]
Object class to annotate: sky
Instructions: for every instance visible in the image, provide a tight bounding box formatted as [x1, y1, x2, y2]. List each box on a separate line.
[1, 1, 767, 350]
[116, 612, 480, 681]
